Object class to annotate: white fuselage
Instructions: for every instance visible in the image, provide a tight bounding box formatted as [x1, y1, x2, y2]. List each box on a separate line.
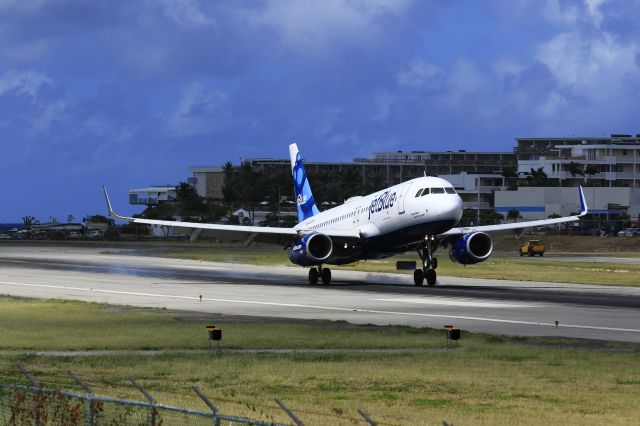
[295, 176, 463, 252]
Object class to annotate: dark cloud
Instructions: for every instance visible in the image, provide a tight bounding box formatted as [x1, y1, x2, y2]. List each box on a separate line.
[0, 0, 639, 221]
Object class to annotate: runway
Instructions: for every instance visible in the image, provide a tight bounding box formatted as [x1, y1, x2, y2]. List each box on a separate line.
[1, 244, 639, 343]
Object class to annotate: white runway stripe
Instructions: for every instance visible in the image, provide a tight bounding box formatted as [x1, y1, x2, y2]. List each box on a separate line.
[373, 297, 542, 308]
[1, 280, 639, 334]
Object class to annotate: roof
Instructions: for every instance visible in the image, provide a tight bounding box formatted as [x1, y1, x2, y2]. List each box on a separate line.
[128, 186, 176, 193]
[188, 166, 223, 173]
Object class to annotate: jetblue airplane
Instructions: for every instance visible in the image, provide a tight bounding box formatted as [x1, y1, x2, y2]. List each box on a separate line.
[103, 143, 588, 286]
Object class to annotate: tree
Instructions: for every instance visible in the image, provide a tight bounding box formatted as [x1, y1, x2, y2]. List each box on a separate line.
[584, 165, 600, 186]
[67, 214, 74, 223]
[619, 213, 631, 228]
[526, 167, 549, 186]
[22, 216, 35, 230]
[501, 166, 518, 189]
[568, 162, 584, 178]
[175, 182, 206, 217]
[480, 210, 504, 225]
[506, 208, 522, 222]
[86, 215, 115, 226]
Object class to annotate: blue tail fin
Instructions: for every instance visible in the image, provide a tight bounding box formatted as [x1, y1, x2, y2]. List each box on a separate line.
[289, 143, 320, 223]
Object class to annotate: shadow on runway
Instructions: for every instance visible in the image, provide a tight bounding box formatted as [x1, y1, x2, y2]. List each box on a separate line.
[1, 256, 639, 309]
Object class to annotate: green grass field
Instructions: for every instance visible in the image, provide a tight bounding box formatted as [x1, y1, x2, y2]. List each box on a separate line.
[1, 297, 639, 425]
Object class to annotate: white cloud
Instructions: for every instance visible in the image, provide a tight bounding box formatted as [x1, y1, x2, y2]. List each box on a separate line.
[247, 0, 414, 52]
[397, 59, 445, 89]
[0, 70, 53, 101]
[536, 31, 638, 90]
[154, 0, 213, 29]
[169, 82, 229, 137]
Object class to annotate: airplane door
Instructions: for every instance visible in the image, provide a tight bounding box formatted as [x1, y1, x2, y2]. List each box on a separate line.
[397, 183, 413, 214]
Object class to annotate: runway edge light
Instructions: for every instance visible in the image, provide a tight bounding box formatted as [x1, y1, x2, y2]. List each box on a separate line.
[444, 325, 461, 349]
[206, 325, 222, 353]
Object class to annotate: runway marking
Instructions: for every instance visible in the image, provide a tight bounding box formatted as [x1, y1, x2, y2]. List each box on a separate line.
[373, 297, 542, 308]
[1, 280, 639, 334]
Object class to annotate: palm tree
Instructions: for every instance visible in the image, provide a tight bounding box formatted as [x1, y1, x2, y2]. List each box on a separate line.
[526, 167, 549, 186]
[584, 165, 600, 186]
[501, 166, 518, 189]
[568, 162, 584, 178]
[506, 208, 522, 223]
[22, 216, 35, 230]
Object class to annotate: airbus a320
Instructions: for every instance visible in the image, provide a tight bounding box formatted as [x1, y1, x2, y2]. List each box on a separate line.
[103, 143, 588, 286]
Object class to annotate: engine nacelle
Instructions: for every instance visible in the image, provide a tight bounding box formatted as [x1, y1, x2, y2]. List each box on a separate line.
[288, 232, 333, 266]
[449, 232, 493, 265]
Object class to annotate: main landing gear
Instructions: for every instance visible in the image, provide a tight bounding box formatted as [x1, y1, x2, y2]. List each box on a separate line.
[414, 236, 438, 287]
[309, 266, 331, 285]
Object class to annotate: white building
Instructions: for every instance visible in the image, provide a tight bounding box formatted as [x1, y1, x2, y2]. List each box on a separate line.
[516, 136, 640, 188]
[439, 172, 506, 211]
[128, 186, 177, 206]
[495, 187, 640, 221]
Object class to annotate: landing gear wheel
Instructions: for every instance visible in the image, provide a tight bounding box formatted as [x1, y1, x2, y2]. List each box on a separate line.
[308, 268, 319, 285]
[431, 257, 438, 270]
[321, 268, 332, 285]
[413, 269, 424, 286]
[425, 269, 437, 286]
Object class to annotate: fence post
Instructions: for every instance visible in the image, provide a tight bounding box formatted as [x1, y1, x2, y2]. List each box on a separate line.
[192, 386, 220, 426]
[16, 364, 41, 426]
[129, 377, 157, 425]
[274, 398, 304, 426]
[67, 371, 94, 426]
[357, 408, 378, 426]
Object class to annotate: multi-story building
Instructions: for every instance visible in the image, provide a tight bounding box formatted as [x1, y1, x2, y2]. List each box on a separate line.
[128, 186, 177, 206]
[516, 134, 640, 188]
[188, 166, 225, 200]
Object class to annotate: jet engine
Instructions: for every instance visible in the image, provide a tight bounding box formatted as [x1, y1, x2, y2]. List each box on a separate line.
[449, 232, 493, 265]
[288, 232, 333, 266]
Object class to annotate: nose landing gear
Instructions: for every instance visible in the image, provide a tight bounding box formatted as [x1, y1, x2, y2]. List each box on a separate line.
[414, 236, 438, 287]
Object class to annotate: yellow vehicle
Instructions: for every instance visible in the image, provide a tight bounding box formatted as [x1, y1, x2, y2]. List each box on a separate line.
[519, 240, 545, 256]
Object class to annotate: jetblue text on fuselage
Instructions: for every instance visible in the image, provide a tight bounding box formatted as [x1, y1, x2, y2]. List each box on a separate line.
[368, 190, 397, 219]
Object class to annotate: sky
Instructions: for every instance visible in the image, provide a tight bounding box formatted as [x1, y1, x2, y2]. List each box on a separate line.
[1, 0, 639, 222]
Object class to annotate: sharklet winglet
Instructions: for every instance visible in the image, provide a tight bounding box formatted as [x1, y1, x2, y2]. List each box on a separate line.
[577, 185, 588, 217]
[102, 186, 134, 221]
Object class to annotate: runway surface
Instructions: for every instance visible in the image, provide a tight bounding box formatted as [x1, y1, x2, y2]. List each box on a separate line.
[1, 244, 639, 343]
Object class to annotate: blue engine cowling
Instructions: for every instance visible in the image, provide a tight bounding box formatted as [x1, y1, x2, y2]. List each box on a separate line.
[288, 232, 333, 266]
[449, 232, 493, 265]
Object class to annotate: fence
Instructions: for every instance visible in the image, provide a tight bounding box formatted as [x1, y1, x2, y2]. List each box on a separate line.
[0, 366, 381, 426]
[0, 365, 294, 426]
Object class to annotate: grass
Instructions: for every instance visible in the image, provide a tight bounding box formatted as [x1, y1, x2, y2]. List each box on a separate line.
[1, 297, 639, 425]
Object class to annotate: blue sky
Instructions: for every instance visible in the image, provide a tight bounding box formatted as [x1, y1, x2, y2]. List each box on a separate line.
[1, 0, 639, 222]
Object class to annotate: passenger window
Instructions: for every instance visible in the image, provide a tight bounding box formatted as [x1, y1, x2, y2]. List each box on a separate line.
[431, 188, 445, 194]
[445, 188, 456, 194]
[421, 188, 430, 196]
[415, 189, 423, 197]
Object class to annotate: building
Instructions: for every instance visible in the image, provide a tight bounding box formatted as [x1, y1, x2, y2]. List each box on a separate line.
[495, 187, 640, 221]
[516, 134, 640, 188]
[188, 166, 225, 199]
[439, 172, 506, 211]
[128, 186, 177, 206]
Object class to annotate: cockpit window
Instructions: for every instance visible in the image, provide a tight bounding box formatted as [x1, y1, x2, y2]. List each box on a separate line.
[445, 187, 456, 194]
[421, 188, 430, 196]
[431, 187, 445, 194]
[415, 189, 424, 197]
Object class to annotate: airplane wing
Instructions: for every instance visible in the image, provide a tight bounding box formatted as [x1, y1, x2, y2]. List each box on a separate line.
[103, 187, 360, 245]
[439, 186, 588, 237]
